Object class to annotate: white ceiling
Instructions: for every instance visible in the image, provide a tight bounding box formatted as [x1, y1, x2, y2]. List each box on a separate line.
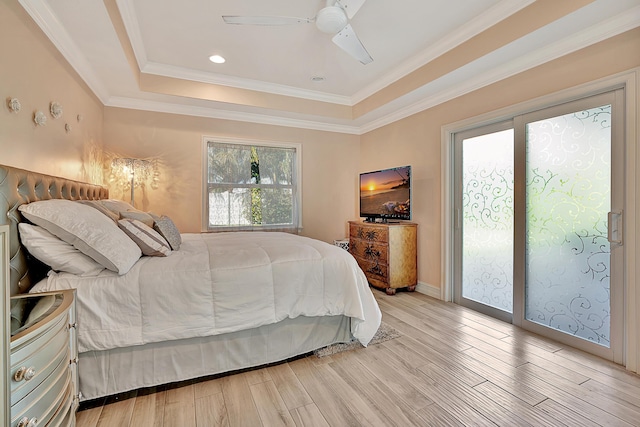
[19, 0, 640, 134]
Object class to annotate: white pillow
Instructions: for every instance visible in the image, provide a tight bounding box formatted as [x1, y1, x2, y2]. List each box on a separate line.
[19, 199, 141, 275]
[18, 223, 105, 276]
[118, 219, 172, 257]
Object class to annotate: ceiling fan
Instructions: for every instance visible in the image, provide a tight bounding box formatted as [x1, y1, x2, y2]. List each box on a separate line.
[222, 0, 373, 65]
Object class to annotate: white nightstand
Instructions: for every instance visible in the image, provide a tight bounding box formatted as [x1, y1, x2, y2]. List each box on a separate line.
[10, 290, 78, 427]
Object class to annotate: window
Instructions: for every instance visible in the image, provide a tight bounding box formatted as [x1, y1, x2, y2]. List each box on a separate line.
[203, 138, 301, 231]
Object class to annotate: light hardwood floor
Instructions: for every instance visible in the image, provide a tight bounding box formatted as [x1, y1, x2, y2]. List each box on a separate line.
[76, 291, 640, 427]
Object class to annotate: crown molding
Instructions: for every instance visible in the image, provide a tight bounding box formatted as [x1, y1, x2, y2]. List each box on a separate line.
[359, 8, 640, 134]
[106, 97, 361, 135]
[18, 0, 110, 103]
[116, 0, 147, 69]
[141, 62, 353, 105]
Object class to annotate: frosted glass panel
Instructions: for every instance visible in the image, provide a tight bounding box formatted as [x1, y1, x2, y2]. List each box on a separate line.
[525, 105, 612, 347]
[462, 129, 514, 312]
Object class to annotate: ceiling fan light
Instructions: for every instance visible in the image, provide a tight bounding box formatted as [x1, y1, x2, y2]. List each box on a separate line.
[315, 6, 348, 34]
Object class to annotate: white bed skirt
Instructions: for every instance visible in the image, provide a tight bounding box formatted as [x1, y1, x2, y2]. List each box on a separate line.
[78, 315, 352, 401]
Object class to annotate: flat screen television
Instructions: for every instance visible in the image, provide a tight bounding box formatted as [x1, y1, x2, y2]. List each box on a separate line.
[359, 165, 411, 222]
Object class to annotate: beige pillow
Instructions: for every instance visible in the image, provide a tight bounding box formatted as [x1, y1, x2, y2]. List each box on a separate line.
[98, 199, 136, 215]
[76, 200, 119, 223]
[119, 210, 155, 227]
[19, 199, 141, 275]
[118, 219, 171, 257]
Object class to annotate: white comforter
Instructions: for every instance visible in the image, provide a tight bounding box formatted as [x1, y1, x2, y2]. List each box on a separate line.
[31, 232, 381, 353]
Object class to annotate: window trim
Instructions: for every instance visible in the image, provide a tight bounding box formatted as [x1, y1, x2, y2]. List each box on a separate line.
[201, 136, 303, 232]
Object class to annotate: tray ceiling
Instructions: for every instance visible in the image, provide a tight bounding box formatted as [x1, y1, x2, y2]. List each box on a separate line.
[19, 0, 640, 133]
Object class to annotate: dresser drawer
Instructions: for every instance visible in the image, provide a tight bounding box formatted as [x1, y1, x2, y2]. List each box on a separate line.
[11, 352, 71, 427]
[11, 315, 69, 405]
[353, 257, 388, 282]
[349, 240, 389, 266]
[350, 224, 389, 243]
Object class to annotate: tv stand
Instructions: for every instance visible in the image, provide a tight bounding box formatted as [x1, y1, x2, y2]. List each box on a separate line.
[349, 221, 417, 295]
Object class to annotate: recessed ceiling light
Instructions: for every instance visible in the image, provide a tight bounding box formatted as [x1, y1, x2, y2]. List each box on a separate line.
[209, 55, 226, 64]
[311, 76, 325, 82]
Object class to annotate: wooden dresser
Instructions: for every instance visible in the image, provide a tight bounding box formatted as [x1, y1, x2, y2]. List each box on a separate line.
[10, 290, 78, 427]
[348, 221, 417, 295]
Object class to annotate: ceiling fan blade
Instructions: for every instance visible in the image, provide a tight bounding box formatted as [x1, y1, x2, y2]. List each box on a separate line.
[335, 0, 367, 19]
[332, 24, 372, 64]
[222, 16, 313, 26]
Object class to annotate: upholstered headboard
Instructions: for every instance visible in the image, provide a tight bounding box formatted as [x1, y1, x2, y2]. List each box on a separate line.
[0, 164, 108, 296]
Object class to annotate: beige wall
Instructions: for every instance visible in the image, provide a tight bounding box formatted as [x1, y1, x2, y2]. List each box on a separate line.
[103, 107, 360, 243]
[360, 28, 640, 291]
[0, 0, 104, 184]
[2, 0, 638, 281]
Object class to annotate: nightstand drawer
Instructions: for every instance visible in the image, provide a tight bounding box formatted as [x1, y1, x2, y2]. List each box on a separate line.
[48, 381, 75, 427]
[11, 351, 71, 427]
[10, 314, 69, 405]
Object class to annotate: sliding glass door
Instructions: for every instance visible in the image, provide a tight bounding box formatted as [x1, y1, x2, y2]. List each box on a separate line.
[514, 91, 624, 361]
[454, 90, 624, 361]
[454, 123, 514, 323]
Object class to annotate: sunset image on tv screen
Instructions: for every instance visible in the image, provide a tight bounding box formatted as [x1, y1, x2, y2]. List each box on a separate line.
[360, 166, 410, 217]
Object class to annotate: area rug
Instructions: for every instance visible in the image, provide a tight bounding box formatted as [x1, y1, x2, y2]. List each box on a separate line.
[314, 322, 401, 358]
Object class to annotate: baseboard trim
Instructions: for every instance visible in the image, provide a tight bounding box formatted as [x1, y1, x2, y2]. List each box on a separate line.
[415, 281, 441, 299]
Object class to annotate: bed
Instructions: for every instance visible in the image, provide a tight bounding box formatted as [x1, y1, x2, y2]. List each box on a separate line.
[0, 164, 381, 401]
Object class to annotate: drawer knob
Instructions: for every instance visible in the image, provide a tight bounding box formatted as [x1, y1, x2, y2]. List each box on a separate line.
[14, 366, 36, 382]
[17, 417, 38, 427]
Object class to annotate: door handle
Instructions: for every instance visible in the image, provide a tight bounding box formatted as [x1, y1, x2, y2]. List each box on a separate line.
[607, 210, 623, 245]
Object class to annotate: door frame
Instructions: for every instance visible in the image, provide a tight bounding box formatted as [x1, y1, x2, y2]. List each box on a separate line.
[441, 69, 638, 371]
